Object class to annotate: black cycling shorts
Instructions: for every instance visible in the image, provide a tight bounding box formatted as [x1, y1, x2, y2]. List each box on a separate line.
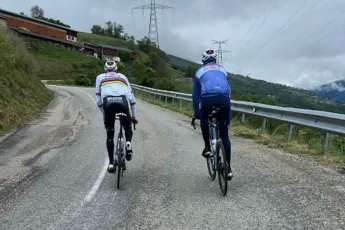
[103, 95, 132, 131]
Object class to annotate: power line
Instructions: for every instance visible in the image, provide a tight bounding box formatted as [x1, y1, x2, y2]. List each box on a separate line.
[308, 9, 345, 38]
[279, 8, 345, 58]
[231, 0, 273, 57]
[310, 20, 345, 45]
[132, 0, 174, 48]
[232, 0, 279, 62]
[271, 0, 322, 39]
[245, 0, 308, 64]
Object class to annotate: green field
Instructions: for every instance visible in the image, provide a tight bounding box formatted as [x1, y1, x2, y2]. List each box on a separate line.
[28, 39, 103, 80]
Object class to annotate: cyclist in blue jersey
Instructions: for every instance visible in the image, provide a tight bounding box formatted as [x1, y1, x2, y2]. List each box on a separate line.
[192, 49, 233, 180]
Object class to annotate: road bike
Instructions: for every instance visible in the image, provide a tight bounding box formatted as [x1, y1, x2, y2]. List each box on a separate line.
[191, 106, 228, 196]
[114, 113, 136, 189]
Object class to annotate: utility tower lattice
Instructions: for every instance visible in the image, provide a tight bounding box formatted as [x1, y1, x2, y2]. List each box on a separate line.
[211, 39, 231, 66]
[132, 0, 174, 48]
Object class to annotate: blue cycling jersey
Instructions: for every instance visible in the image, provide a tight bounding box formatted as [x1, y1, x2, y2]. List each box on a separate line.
[192, 62, 231, 116]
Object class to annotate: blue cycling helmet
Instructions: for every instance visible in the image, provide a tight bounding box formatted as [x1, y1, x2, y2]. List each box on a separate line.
[202, 49, 217, 64]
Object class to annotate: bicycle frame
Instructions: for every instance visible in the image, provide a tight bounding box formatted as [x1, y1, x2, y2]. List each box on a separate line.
[208, 115, 220, 170]
[115, 115, 125, 165]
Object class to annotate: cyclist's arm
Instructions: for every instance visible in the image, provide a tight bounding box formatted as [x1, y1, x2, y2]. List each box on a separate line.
[95, 74, 104, 113]
[123, 75, 137, 118]
[192, 72, 201, 117]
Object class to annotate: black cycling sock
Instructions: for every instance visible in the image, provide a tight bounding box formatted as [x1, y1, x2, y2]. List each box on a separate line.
[124, 127, 133, 143]
[106, 131, 114, 164]
[202, 131, 211, 149]
[225, 148, 231, 167]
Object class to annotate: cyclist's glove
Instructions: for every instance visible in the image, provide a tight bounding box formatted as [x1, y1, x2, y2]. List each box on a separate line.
[98, 104, 104, 114]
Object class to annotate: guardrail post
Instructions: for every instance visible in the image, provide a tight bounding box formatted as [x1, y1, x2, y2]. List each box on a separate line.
[165, 96, 167, 105]
[288, 124, 294, 142]
[179, 100, 182, 109]
[241, 113, 245, 123]
[261, 118, 267, 131]
[153, 94, 156, 101]
[322, 133, 330, 153]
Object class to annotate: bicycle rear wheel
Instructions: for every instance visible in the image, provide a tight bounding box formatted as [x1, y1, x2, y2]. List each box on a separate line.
[216, 139, 228, 196]
[116, 135, 124, 189]
[117, 151, 122, 189]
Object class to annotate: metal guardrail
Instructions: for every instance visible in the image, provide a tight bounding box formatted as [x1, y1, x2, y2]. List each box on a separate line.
[131, 84, 345, 153]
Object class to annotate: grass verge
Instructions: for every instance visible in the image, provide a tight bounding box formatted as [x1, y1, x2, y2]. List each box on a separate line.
[0, 28, 53, 136]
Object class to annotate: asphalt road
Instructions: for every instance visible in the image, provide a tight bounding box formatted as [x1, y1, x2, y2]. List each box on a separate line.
[1, 85, 345, 230]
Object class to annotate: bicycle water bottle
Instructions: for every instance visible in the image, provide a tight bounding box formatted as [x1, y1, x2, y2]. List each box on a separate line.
[211, 139, 216, 152]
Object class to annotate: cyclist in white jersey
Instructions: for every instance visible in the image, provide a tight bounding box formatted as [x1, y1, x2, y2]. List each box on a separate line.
[95, 60, 138, 173]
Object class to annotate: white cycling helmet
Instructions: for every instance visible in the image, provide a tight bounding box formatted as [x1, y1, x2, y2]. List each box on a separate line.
[202, 49, 217, 64]
[104, 60, 117, 72]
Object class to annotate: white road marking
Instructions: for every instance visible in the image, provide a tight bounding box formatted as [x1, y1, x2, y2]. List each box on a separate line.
[78, 88, 96, 102]
[77, 88, 111, 202]
[84, 158, 109, 202]
[50, 86, 112, 202]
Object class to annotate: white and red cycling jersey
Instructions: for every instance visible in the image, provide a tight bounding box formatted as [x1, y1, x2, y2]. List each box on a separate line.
[95, 71, 136, 116]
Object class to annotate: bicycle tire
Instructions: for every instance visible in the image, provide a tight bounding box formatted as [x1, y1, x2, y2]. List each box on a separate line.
[117, 148, 122, 189]
[217, 139, 228, 196]
[116, 134, 124, 189]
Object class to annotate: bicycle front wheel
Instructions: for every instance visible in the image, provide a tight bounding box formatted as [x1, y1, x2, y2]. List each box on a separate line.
[217, 139, 228, 196]
[117, 150, 122, 189]
[206, 148, 216, 180]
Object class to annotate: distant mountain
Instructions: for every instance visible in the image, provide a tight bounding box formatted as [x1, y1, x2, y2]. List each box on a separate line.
[167, 54, 345, 114]
[313, 80, 345, 102]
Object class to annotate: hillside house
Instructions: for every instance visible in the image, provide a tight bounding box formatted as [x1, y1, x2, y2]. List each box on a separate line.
[0, 8, 78, 42]
[81, 41, 138, 61]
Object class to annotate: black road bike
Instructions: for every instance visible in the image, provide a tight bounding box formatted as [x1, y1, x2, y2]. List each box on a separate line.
[191, 106, 228, 196]
[114, 113, 136, 189]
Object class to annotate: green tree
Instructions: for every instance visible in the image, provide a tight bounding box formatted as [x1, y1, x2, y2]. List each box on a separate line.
[104, 21, 113, 37]
[149, 52, 159, 67]
[137, 37, 153, 53]
[30, 5, 44, 19]
[113, 22, 124, 38]
[118, 50, 131, 62]
[122, 33, 129, 41]
[183, 65, 199, 78]
[154, 78, 176, 91]
[127, 36, 137, 51]
[91, 25, 104, 35]
[75, 74, 91, 86]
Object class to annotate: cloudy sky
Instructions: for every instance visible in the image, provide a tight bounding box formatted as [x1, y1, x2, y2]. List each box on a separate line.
[1, 0, 344, 89]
